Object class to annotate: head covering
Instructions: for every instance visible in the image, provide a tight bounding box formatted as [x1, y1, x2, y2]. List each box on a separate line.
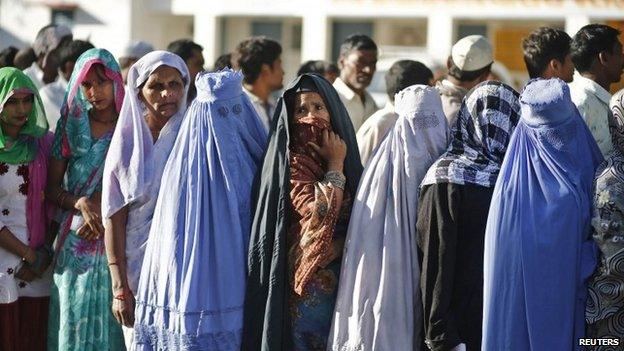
[421, 81, 520, 188]
[102, 50, 189, 219]
[0, 67, 48, 164]
[33, 24, 72, 57]
[243, 74, 363, 351]
[482, 78, 603, 350]
[451, 35, 493, 71]
[33, 24, 72, 68]
[0, 67, 52, 249]
[121, 41, 154, 60]
[328, 85, 449, 350]
[133, 69, 267, 350]
[57, 48, 124, 159]
[287, 78, 333, 170]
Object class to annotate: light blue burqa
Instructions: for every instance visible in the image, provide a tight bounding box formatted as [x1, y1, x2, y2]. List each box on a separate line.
[132, 69, 268, 350]
[482, 78, 603, 351]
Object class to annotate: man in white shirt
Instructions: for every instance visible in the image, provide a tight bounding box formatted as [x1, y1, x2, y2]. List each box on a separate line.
[569, 24, 624, 156]
[333, 34, 379, 132]
[357, 60, 435, 164]
[40, 40, 93, 131]
[233, 37, 284, 132]
[23, 24, 72, 89]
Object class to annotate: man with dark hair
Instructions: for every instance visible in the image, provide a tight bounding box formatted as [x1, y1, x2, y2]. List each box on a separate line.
[13, 47, 37, 70]
[522, 27, 574, 82]
[212, 53, 232, 71]
[333, 34, 379, 131]
[569, 24, 624, 156]
[437, 35, 493, 126]
[297, 60, 339, 83]
[232, 36, 284, 132]
[356, 60, 434, 163]
[0, 46, 18, 68]
[167, 39, 205, 102]
[40, 39, 94, 130]
[24, 24, 72, 88]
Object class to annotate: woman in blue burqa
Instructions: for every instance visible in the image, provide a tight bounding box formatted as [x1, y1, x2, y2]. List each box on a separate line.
[242, 73, 363, 351]
[482, 78, 603, 350]
[131, 69, 268, 350]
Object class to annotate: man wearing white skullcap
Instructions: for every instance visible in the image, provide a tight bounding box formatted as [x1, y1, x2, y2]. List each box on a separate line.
[118, 41, 154, 84]
[23, 24, 72, 88]
[436, 35, 493, 127]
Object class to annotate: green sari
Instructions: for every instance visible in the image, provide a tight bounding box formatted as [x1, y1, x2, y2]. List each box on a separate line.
[46, 48, 126, 351]
[0, 67, 48, 164]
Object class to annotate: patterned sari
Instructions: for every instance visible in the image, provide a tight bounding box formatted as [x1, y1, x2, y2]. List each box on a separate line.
[47, 48, 125, 351]
[586, 89, 624, 347]
[242, 74, 362, 351]
[288, 115, 354, 351]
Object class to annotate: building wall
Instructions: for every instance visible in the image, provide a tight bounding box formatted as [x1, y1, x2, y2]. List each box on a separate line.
[0, 0, 134, 57]
[131, 3, 193, 51]
[1, 0, 623, 89]
[219, 16, 302, 81]
[1, 0, 55, 48]
[71, 0, 133, 57]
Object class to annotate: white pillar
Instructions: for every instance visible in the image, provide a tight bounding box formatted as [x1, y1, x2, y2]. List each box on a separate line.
[427, 13, 454, 64]
[565, 15, 591, 37]
[301, 13, 329, 62]
[194, 13, 220, 68]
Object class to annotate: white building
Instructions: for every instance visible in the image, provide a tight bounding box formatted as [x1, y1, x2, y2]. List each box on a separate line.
[1, 0, 623, 85]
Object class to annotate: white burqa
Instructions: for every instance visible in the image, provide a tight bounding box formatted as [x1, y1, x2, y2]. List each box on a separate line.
[327, 85, 449, 351]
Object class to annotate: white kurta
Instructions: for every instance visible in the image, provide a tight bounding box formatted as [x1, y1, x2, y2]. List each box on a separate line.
[356, 102, 397, 165]
[243, 88, 275, 133]
[22, 62, 45, 90]
[0, 162, 52, 304]
[39, 76, 69, 132]
[333, 77, 378, 132]
[123, 113, 184, 294]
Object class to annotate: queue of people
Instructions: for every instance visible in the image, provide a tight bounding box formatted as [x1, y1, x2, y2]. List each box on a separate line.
[0, 21, 623, 351]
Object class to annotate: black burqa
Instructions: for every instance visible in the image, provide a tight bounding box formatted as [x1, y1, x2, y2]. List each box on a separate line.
[242, 74, 363, 351]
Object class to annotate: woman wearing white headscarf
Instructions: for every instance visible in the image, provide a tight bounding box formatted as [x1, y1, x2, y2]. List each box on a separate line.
[101, 51, 190, 348]
[328, 85, 449, 351]
[133, 69, 267, 350]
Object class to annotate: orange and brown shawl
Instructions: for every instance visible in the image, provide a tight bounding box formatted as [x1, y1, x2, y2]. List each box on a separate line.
[287, 115, 352, 296]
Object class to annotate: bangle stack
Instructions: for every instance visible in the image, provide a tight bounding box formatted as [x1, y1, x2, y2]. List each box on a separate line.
[325, 170, 346, 190]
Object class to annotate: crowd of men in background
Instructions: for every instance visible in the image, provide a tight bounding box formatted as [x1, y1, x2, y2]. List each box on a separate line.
[0, 20, 623, 351]
[3, 24, 621, 147]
